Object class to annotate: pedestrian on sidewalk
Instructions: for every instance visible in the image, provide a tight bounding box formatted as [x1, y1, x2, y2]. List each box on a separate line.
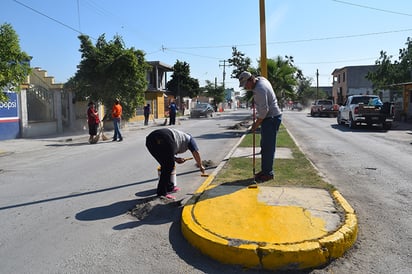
[168, 100, 177, 125]
[87, 101, 100, 143]
[238, 71, 282, 182]
[111, 99, 123, 142]
[144, 103, 150, 126]
[145, 128, 205, 199]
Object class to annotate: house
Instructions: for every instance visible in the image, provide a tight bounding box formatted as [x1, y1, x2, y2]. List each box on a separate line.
[331, 65, 407, 119]
[390, 82, 412, 121]
[1, 61, 174, 140]
[332, 65, 377, 104]
[131, 61, 174, 122]
[17, 67, 70, 138]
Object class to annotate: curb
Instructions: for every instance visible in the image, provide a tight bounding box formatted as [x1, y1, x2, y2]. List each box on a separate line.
[180, 126, 358, 270]
[181, 178, 358, 270]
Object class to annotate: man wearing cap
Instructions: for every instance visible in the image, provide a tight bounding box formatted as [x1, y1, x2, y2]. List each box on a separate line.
[238, 71, 282, 182]
[145, 128, 206, 199]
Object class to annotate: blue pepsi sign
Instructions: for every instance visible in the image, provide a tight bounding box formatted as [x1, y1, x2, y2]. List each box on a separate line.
[0, 92, 20, 140]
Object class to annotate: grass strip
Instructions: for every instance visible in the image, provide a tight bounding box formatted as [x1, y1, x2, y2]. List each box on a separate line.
[213, 124, 334, 191]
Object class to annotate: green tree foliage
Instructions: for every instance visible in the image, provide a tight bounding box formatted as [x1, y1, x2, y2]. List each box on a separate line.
[266, 56, 300, 99]
[166, 60, 199, 99]
[65, 34, 149, 120]
[296, 77, 327, 106]
[366, 37, 412, 90]
[228, 47, 252, 79]
[295, 77, 312, 104]
[201, 80, 225, 106]
[0, 23, 31, 101]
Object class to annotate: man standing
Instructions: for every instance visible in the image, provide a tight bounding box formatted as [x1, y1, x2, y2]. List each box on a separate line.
[143, 103, 150, 126]
[145, 128, 205, 199]
[111, 99, 123, 142]
[168, 100, 177, 125]
[238, 71, 282, 182]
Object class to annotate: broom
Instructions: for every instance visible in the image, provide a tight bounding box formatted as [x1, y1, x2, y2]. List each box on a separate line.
[100, 121, 109, 141]
[91, 122, 109, 144]
[248, 99, 258, 189]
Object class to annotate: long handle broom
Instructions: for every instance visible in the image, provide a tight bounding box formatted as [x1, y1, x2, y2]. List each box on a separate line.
[249, 99, 258, 189]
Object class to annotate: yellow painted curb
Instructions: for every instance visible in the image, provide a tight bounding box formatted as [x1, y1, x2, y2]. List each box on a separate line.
[181, 181, 358, 270]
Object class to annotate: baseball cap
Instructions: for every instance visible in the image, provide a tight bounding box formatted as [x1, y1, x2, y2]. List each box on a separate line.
[238, 71, 252, 88]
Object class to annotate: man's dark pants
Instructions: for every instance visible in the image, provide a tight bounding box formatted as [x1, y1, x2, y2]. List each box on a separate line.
[145, 129, 175, 196]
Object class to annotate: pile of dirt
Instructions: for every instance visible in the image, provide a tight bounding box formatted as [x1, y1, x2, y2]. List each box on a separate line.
[227, 119, 252, 130]
[130, 196, 182, 220]
[201, 160, 215, 168]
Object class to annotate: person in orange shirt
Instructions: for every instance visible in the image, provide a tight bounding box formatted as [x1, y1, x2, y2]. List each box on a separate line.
[111, 99, 123, 142]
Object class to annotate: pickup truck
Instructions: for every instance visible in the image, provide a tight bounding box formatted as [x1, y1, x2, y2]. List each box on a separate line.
[310, 99, 339, 117]
[337, 95, 394, 129]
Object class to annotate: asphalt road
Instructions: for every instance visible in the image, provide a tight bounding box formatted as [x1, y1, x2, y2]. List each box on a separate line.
[283, 110, 412, 274]
[2, 108, 411, 274]
[0, 109, 267, 274]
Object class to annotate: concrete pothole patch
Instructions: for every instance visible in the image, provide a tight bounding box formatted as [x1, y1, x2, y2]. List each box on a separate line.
[130, 197, 183, 221]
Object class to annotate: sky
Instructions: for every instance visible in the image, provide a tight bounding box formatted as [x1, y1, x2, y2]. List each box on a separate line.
[2, 0, 412, 93]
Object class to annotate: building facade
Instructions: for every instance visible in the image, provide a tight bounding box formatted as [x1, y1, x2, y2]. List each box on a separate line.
[332, 65, 377, 105]
[1, 61, 174, 140]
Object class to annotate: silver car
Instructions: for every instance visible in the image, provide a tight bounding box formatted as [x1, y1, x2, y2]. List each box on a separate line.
[190, 103, 214, 118]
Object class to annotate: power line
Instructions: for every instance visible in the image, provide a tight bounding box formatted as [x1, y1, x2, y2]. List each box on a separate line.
[332, 0, 412, 17]
[298, 57, 377, 65]
[164, 28, 412, 50]
[13, 0, 83, 36]
[267, 28, 412, 45]
[163, 48, 221, 60]
[159, 28, 412, 63]
[77, 0, 81, 32]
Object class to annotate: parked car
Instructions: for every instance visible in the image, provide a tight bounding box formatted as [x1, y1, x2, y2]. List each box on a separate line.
[291, 102, 303, 111]
[310, 99, 339, 117]
[337, 95, 394, 129]
[190, 103, 214, 118]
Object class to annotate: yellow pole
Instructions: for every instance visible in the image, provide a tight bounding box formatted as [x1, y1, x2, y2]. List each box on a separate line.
[259, 0, 268, 78]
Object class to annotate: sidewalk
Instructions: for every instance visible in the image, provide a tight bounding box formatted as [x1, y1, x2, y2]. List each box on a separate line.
[181, 133, 358, 271]
[0, 117, 168, 155]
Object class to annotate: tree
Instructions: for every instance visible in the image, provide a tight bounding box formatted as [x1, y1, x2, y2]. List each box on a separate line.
[295, 77, 327, 106]
[262, 55, 303, 109]
[65, 34, 149, 120]
[0, 23, 31, 101]
[366, 37, 412, 90]
[201, 80, 225, 107]
[228, 47, 252, 79]
[166, 60, 200, 99]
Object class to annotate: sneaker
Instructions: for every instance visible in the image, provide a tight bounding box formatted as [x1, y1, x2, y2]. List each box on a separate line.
[164, 194, 176, 200]
[255, 172, 274, 182]
[168, 186, 180, 193]
[112, 139, 117, 142]
[118, 138, 123, 142]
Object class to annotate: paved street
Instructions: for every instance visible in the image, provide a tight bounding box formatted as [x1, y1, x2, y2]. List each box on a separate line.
[0, 110, 257, 274]
[284, 110, 412, 274]
[1, 108, 411, 273]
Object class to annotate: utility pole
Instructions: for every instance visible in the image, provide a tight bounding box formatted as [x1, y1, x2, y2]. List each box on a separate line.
[259, 0, 267, 78]
[316, 69, 319, 100]
[219, 60, 231, 89]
